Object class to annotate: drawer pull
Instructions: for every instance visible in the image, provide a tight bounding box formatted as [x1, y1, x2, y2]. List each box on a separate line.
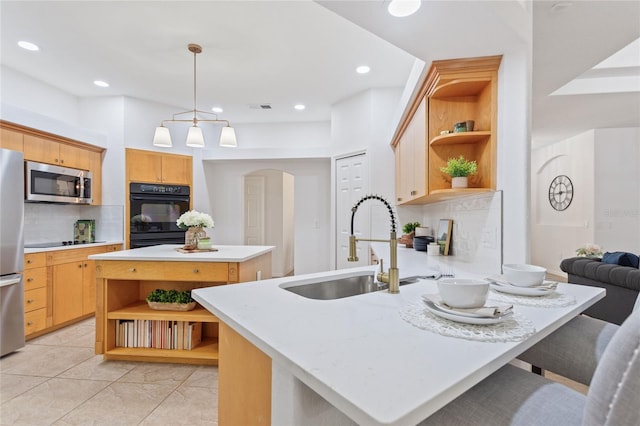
[129, 268, 136, 272]
[193, 269, 199, 273]
[84, 263, 88, 267]
[27, 260, 32, 264]
[27, 321, 34, 326]
[27, 278, 33, 282]
[27, 299, 34, 304]
[78, 264, 83, 268]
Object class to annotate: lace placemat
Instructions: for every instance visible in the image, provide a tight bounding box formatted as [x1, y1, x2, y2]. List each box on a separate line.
[489, 290, 576, 307]
[399, 303, 536, 342]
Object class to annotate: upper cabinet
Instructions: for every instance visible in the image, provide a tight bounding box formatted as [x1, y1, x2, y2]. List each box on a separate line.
[126, 148, 192, 185]
[392, 55, 501, 205]
[395, 97, 427, 204]
[0, 121, 105, 205]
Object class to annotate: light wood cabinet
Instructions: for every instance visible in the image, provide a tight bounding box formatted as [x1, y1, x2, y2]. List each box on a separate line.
[23, 253, 49, 336]
[394, 97, 427, 204]
[126, 148, 192, 185]
[0, 121, 105, 205]
[94, 251, 272, 365]
[392, 55, 501, 205]
[24, 134, 91, 170]
[23, 244, 122, 339]
[0, 127, 24, 151]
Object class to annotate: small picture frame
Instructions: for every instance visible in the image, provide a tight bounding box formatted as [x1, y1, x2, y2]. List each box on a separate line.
[437, 219, 453, 256]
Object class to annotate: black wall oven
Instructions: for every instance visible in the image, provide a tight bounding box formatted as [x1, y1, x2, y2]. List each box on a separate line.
[129, 183, 190, 248]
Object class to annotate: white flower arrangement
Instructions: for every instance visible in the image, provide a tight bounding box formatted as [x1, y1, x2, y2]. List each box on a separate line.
[176, 210, 214, 230]
[576, 243, 602, 257]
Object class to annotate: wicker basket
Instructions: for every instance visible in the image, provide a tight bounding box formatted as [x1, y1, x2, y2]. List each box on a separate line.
[147, 301, 197, 311]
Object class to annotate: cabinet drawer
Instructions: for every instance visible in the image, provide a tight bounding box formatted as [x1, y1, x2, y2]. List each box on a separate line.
[25, 308, 47, 335]
[96, 261, 229, 282]
[24, 287, 47, 312]
[24, 252, 47, 269]
[24, 267, 47, 291]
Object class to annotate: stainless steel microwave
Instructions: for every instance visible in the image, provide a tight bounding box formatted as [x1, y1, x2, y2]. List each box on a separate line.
[25, 161, 92, 204]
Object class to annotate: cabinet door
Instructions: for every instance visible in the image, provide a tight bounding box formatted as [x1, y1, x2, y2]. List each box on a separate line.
[52, 262, 83, 325]
[161, 155, 192, 184]
[82, 260, 96, 315]
[23, 135, 60, 165]
[0, 128, 24, 151]
[127, 149, 162, 183]
[89, 151, 102, 205]
[59, 143, 91, 170]
[409, 98, 427, 199]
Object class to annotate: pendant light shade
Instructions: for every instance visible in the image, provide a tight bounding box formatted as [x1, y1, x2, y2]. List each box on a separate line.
[152, 43, 238, 149]
[219, 126, 238, 147]
[152, 126, 172, 147]
[186, 126, 205, 148]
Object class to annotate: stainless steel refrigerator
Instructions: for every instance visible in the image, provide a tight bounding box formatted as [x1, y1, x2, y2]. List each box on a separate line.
[1, 148, 25, 356]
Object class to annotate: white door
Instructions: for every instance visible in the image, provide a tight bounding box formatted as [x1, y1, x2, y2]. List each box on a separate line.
[244, 176, 265, 245]
[336, 153, 369, 269]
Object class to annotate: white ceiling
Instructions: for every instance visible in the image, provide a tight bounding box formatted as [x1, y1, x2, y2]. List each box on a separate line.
[1, 1, 639, 148]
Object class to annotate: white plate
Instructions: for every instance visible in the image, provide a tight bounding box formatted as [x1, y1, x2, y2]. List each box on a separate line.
[422, 299, 512, 325]
[420, 295, 507, 318]
[489, 280, 556, 297]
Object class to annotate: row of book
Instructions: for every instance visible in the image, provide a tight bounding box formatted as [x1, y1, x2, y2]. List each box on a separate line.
[115, 319, 202, 350]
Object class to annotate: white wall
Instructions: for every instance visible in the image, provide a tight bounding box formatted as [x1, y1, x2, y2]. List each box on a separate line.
[594, 128, 639, 254]
[203, 158, 331, 275]
[531, 130, 596, 274]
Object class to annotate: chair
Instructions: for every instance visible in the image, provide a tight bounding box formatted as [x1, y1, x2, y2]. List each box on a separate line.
[418, 301, 640, 426]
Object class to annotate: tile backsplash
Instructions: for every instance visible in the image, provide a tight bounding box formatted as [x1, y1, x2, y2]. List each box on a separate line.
[397, 191, 503, 276]
[24, 203, 124, 243]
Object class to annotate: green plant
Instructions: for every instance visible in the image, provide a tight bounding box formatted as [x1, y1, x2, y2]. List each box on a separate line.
[402, 222, 421, 235]
[146, 289, 194, 304]
[439, 155, 478, 178]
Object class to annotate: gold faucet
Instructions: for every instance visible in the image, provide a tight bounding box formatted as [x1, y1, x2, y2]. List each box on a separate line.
[347, 195, 400, 294]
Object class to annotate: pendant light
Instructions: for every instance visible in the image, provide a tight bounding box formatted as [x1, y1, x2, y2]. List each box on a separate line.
[153, 43, 238, 148]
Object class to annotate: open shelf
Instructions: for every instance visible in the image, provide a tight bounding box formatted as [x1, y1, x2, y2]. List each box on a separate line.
[430, 78, 491, 99]
[430, 131, 491, 146]
[107, 301, 218, 322]
[105, 336, 219, 365]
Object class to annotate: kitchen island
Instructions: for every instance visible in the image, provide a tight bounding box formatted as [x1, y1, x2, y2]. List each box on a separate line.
[89, 244, 273, 365]
[191, 245, 604, 425]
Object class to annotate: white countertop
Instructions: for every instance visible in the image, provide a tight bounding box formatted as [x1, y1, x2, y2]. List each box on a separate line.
[88, 244, 274, 262]
[192, 246, 604, 425]
[24, 240, 124, 254]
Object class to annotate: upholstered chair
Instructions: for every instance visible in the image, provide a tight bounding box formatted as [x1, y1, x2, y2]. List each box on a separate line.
[418, 301, 640, 426]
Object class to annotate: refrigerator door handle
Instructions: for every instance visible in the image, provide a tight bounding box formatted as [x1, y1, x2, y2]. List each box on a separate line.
[0, 274, 22, 288]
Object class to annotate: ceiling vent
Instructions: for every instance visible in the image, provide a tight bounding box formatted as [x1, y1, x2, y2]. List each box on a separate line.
[249, 103, 272, 110]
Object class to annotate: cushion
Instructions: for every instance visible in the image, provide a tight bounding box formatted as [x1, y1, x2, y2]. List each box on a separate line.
[602, 251, 639, 268]
[584, 308, 640, 426]
[560, 257, 640, 292]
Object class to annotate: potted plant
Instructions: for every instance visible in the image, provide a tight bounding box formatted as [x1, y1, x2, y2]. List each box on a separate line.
[176, 210, 215, 249]
[146, 288, 196, 311]
[439, 155, 478, 188]
[401, 222, 421, 248]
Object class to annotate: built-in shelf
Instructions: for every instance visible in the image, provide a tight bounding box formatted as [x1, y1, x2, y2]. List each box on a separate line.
[107, 301, 218, 322]
[104, 337, 219, 365]
[430, 78, 491, 99]
[430, 131, 491, 146]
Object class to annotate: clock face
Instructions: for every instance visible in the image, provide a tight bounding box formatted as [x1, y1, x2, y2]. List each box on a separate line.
[548, 175, 574, 211]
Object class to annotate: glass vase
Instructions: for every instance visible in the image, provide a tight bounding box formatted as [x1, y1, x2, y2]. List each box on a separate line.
[184, 226, 206, 249]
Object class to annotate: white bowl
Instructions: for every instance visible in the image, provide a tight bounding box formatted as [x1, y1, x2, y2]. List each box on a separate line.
[503, 264, 546, 287]
[437, 278, 489, 308]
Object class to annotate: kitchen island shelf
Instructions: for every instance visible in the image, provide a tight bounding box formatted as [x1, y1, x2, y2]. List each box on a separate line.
[107, 301, 218, 322]
[104, 337, 219, 365]
[430, 131, 491, 146]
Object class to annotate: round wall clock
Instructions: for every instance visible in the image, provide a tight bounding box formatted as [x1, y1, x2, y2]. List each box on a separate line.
[548, 175, 574, 211]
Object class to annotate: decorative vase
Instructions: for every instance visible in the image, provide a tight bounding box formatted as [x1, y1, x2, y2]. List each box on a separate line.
[184, 226, 206, 249]
[451, 176, 468, 188]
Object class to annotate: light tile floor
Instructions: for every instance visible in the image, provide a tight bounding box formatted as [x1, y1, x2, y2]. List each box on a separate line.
[0, 318, 218, 425]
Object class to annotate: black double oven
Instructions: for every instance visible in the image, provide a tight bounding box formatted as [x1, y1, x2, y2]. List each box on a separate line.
[129, 183, 190, 248]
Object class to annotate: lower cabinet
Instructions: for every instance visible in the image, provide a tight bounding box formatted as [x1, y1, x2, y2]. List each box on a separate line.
[24, 244, 122, 339]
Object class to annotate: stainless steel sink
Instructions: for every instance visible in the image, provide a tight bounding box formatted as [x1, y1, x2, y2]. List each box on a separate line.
[280, 272, 383, 300]
[280, 272, 423, 300]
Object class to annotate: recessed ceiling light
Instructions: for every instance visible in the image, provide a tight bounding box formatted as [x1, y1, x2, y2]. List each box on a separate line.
[294, 104, 305, 111]
[211, 107, 223, 113]
[18, 41, 39, 51]
[93, 80, 109, 88]
[387, 0, 421, 17]
[356, 65, 371, 74]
